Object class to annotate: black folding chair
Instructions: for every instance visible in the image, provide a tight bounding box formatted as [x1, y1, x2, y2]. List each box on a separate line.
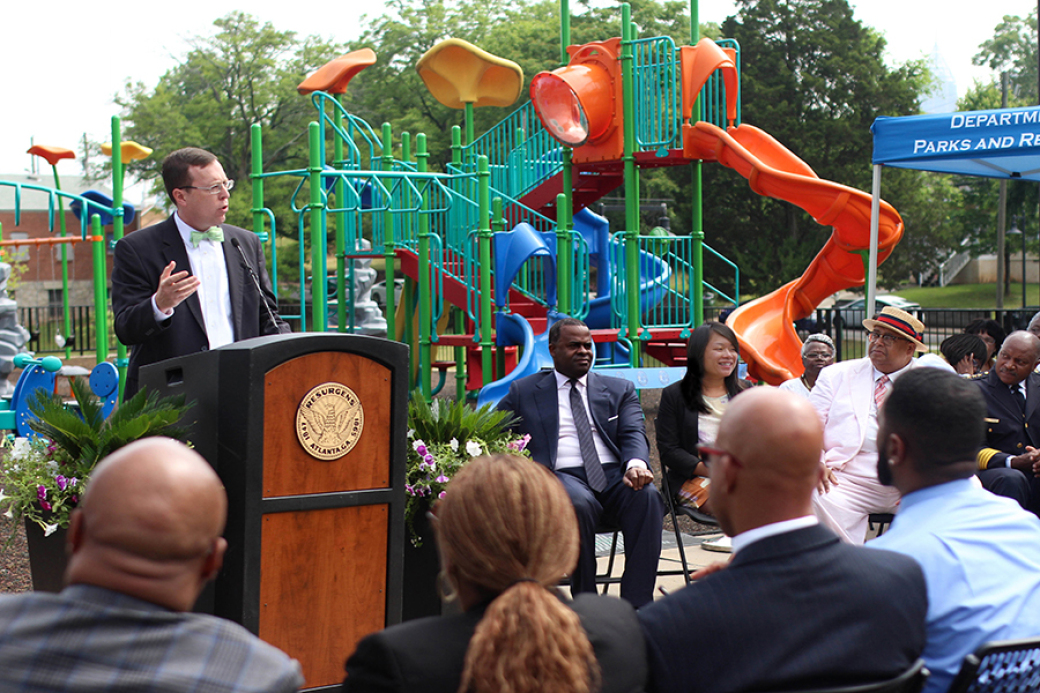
[753, 658, 928, 693]
[658, 469, 720, 585]
[946, 637, 1040, 693]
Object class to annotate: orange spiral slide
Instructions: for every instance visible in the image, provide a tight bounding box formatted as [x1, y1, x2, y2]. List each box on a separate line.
[683, 121, 904, 384]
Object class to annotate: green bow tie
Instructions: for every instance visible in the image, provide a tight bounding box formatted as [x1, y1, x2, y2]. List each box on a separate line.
[190, 226, 224, 247]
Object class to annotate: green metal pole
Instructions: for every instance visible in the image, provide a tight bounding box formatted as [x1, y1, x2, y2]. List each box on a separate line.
[417, 134, 433, 401]
[250, 123, 278, 317]
[48, 164, 71, 359]
[308, 122, 327, 331]
[477, 156, 493, 386]
[382, 122, 397, 341]
[111, 117, 128, 397]
[401, 132, 417, 379]
[560, 0, 571, 65]
[621, 4, 641, 366]
[556, 193, 571, 315]
[91, 215, 108, 365]
[464, 103, 475, 146]
[492, 197, 507, 386]
[452, 126, 467, 400]
[335, 97, 349, 333]
[691, 0, 705, 325]
[560, 145, 574, 315]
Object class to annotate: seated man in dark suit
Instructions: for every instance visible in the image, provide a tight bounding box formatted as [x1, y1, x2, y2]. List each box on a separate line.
[638, 388, 927, 693]
[497, 317, 663, 608]
[0, 438, 303, 692]
[973, 330, 1040, 511]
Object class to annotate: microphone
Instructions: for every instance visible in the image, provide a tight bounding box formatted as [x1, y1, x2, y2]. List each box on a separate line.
[231, 237, 281, 333]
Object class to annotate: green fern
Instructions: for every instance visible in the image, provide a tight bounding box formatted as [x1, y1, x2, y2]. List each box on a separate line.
[27, 378, 194, 467]
[408, 392, 521, 447]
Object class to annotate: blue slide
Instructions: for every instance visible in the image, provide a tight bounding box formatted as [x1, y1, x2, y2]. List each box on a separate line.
[476, 208, 671, 408]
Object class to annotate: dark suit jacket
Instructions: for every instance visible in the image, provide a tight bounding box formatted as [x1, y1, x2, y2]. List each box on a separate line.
[112, 216, 289, 397]
[976, 369, 1040, 469]
[496, 369, 649, 469]
[342, 593, 647, 693]
[655, 379, 751, 493]
[638, 524, 927, 693]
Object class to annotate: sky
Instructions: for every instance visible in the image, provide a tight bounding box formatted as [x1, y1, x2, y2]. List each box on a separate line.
[2, 0, 1035, 189]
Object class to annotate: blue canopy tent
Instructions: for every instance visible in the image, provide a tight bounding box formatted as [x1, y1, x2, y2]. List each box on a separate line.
[868, 104, 1040, 314]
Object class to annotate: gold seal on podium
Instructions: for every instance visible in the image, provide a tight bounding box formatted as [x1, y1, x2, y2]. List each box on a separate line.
[295, 382, 365, 461]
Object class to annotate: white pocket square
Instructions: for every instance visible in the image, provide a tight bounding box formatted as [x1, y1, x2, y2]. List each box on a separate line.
[608, 415, 619, 422]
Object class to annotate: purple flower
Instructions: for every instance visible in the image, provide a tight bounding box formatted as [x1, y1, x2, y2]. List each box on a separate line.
[405, 484, 416, 496]
[71, 495, 78, 504]
[69, 478, 78, 488]
[418, 461, 427, 471]
[438, 491, 447, 499]
[36, 485, 47, 502]
[55, 475, 67, 491]
[436, 474, 449, 484]
[39, 500, 52, 511]
[415, 444, 428, 456]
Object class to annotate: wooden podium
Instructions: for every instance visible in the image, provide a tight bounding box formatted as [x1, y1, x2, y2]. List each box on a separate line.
[140, 333, 408, 690]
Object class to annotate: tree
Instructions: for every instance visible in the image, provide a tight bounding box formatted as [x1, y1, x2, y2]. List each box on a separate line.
[685, 0, 940, 294]
[117, 13, 342, 229]
[974, 8, 1038, 104]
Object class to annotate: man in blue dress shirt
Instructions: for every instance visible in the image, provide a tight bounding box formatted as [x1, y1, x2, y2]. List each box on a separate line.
[870, 367, 1040, 693]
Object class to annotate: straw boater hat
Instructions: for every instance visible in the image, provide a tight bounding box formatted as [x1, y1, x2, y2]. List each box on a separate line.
[862, 306, 928, 352]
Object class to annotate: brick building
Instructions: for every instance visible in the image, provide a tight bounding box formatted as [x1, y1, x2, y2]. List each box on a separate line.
[0, 174, 141, 309]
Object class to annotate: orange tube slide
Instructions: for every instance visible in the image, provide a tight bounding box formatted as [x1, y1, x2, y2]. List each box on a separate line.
[683, 121, 904, 384]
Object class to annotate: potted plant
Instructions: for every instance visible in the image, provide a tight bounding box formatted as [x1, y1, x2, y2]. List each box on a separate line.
[402, 392, 529, 620]
[0, 377, 193, 591]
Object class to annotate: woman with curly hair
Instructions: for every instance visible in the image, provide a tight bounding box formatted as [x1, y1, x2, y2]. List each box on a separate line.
[341, 453, 647, 693]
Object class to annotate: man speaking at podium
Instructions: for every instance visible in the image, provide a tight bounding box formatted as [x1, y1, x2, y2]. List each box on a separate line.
[112, 148, 290, 398]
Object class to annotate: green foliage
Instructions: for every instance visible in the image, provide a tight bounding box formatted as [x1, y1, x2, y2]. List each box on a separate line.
[27, 378, 194, 468]
[974, 8, 1038, 104]
[405, 392, 529, 544]
[116, 12, 343, 232]
[0, 379, 194, 534]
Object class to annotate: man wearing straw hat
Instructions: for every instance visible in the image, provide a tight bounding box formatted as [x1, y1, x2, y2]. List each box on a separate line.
[810, 306, 929, 544]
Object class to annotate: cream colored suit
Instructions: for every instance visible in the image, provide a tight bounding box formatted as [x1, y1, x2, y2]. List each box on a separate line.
[809, 357, 909, 543]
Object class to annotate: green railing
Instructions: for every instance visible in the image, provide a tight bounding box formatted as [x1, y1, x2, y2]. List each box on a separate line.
[609, 234, 740, 331]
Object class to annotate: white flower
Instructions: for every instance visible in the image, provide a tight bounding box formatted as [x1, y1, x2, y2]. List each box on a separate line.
[412, 439, 427, 452]
[407, 428, 415, 439]
[43, 523, 59, 537]
[10, 437, 31, 459]
[0, 488, 6, 503]
[465, 440, 482, 457]
[3, 509, 12, 519]
[449, 438, 459, 452]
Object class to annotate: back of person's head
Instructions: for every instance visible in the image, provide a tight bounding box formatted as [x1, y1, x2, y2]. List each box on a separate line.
[162, 147, 218, 201]
[437, 454, 600, 693]
[681, 321, 742, 411]
[66, 437, 228, 611]
[940, 334, 987, 370]
[882, 368, 985, 475]
[711, 388, 823, 535]
[964, 318, 1006, 352]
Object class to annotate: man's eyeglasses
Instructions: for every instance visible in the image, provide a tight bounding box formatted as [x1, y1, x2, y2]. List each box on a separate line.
[179, 180, 234, 195]
[867, 331, 908, 346]
[696, 444, 743, 468]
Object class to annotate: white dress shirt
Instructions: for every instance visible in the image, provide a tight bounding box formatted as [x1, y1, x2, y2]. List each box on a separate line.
[553, 370, 647, 473]
[150, 213, 234, 349]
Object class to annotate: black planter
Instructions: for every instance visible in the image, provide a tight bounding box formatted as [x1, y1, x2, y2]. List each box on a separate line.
[401, 503, 443, 621]
[24, 519, 68, 593]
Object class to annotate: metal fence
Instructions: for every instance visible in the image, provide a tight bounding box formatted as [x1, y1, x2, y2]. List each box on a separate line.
[814, 307, 1037, 363]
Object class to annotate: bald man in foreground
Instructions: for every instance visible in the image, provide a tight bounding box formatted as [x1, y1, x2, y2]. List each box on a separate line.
[0, 438, 303, 692]
[638, 388, 927, 693]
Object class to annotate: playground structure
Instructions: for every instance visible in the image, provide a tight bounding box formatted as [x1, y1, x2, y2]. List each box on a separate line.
[0, 0, 907, 413]
[247, 1, 904, 397]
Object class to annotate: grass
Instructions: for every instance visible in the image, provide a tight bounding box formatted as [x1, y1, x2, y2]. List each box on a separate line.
[893, 283, 1039, 310]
